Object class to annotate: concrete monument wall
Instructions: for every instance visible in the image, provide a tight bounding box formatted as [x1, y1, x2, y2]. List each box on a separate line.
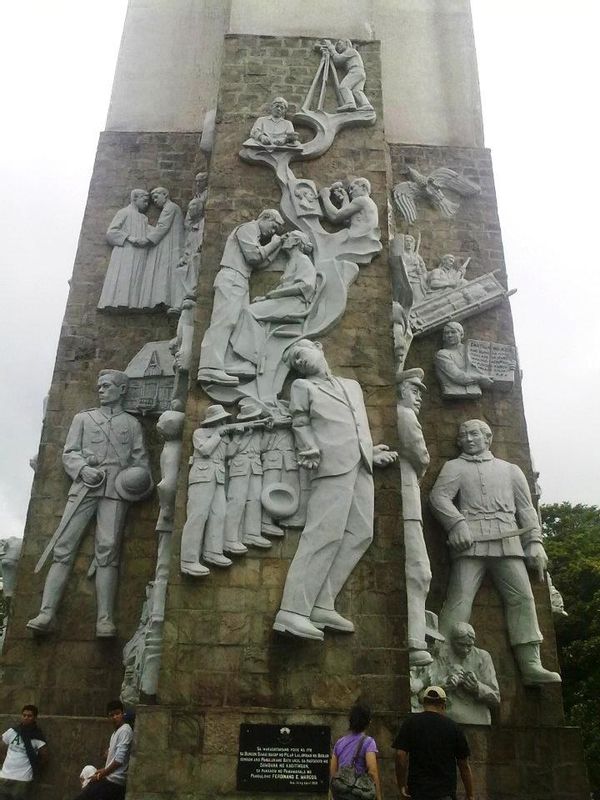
[107, 0, 483, 147]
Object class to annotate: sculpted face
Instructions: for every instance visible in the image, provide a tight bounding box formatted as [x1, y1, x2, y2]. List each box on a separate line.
[151, 189, 168, 208]
[186, 197, 204, 221]
[452, 634, 474, 659]
[443, 324, 463, 348]
[405, 235, 415, 253]
[258, 216, 281, 238]
[271, 99, 287, 118]
[335, 39, 348, 53]
[133, 192, 150, 212]
[97, 376, 126, 407]
[458, 422, 490, 456]
[441, 255, 456, 270]
[291, 343, 327, 376]
[399, 382, 422, 414]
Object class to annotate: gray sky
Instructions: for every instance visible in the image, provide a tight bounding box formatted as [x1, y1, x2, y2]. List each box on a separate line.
[0, 1, 598, 539]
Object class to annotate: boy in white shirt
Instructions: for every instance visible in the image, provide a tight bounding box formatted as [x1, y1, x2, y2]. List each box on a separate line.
[0, 704, 48, 799]
[73, 701, 133, 800]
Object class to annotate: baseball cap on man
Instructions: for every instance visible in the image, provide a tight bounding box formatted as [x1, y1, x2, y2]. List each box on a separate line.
[423, 685, 447, 701]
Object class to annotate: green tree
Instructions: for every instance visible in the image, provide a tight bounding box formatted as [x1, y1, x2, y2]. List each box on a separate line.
[542, 502, 600, 791]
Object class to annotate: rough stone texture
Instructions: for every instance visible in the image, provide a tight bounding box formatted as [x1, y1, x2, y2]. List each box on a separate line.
[107, 0, 483, 147]
[0, 132, 203, 717]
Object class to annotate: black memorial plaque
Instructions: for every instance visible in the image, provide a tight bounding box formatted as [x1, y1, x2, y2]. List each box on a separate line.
[237, 723, 330, 793]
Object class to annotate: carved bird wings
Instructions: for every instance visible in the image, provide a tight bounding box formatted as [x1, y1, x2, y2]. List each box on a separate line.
[392, 166, 480, 223]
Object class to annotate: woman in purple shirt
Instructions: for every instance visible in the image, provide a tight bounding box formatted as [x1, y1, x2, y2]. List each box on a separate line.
[330, 703, 382, 800]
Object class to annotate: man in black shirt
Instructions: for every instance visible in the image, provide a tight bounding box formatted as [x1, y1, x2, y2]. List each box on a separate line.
[393, 686, 474, 800]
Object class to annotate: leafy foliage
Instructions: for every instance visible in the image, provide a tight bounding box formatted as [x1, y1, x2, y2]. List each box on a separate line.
[542, 502, 600, 790]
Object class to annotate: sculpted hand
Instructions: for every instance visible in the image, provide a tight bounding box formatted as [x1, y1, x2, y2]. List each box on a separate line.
[448, 520, 473, 552]
[298, 448, 320, 470]
[446, 672, 462, 689]
[80, 466, 103, 485]
[373, 443, 398, 467]
[463, 671, 479, 693]
[525, 541, 548, 581]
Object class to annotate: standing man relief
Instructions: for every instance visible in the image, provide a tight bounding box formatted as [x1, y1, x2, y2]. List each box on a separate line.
[27, 370, 152, 638]
[273, 339, 397, 641]
[429, 419, 561, 685]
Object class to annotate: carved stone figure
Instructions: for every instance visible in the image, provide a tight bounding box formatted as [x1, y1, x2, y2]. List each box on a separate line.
[248, 97, 300, 149]
[155, 405, 186, 533]
[98, 189, 151, 311]
[224, 399, 270, 553]
[396, 369, 432, 667]
[392, 166, 480, 224]
[319, 177, 381, 261]
[260, 403, 299, 537]
[427, 254, 469, 292]
[435, 322, 492, 399]
[319, 39, 373, 112]
[138, 187, 185, 311]
[400, 234, 428, 304]
[197, 209, 284, 386]
[412, 623, 500, 725]
[0, 537, 22, 600]
[292, 180, 322, 217]
[429, 419, 561, 686]
[230, 230, 317, 374]
[273, 340, 397, 641]
[172, 195, 206, 309]
[27, 370, 153, 637]
[180, 405, 232, 576]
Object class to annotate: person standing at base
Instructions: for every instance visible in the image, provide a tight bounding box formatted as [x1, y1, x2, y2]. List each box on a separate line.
[73, 701, 133, 800]
[393, 686, 474, 800]
[0, 705, 47, 800]
[330, 703, 382, 800]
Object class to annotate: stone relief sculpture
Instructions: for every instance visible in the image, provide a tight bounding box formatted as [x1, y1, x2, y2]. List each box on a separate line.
[0, 537, 23, 652]
[229, 230, 318, 376]
[223, 399, 272, 553]
[398, 233, 427, 304]
[197, 208, 285, 387]
[319, 178, 381, 262]
[98, 189, 151, 311]
[138, 187, 185, 312]
[273, 340, 397, 641]
[318, 39, 373, 112]
[123, 341, 176, 415]
[292, 180, 322, 217]
[434, 322, 517, 399]
[396, 369, 434, 667]
[411, 623, 500, 725]
[155, 404, 186, 533]
[28, 370, 153, 637]
[180, 404, 232, 576]
[246, 97, 301, 150]
[392, 166, 480, 224]
[260, 402, 299, 537]
[429, 419, 561, 686]
[172, 194, 206, 309]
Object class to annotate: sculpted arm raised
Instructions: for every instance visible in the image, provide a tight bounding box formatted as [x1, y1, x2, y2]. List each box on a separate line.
[236, 224, 281, 267]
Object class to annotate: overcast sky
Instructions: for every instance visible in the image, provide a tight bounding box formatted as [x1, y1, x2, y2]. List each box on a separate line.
[0, 1, 598, 540]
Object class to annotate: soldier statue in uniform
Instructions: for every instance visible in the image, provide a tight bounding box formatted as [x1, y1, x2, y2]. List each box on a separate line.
[27, 370, 152, 637]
